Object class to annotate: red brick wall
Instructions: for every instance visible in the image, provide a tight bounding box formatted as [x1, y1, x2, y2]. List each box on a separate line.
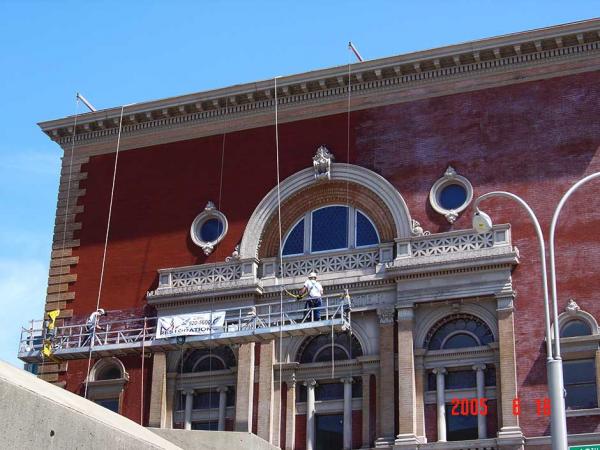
[63, 70, 600, 436]
[425, 403, 437, 442]
[295, 414, 306, 450]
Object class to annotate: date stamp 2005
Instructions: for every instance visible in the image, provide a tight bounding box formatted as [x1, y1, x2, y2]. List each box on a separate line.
[450, 397, 551, 417]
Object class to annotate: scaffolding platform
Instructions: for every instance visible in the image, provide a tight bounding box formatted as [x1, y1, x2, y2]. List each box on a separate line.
[18, 294, 351, 363]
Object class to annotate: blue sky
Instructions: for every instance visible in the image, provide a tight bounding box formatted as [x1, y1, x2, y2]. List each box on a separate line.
[0, 1, 598, 367]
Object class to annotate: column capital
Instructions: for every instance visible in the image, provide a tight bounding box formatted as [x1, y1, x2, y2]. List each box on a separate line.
[216, 385, 229, 393]
[377, 307, 396, 325]
[182, 389, 195, 396]
[304, 378, 317, 388]
[472, 363, 486, 372]
[340, 377, 354, 384]
[396, 306, 414, 321]
[432, 367, 447, 375]
[496, 292, 516, 312]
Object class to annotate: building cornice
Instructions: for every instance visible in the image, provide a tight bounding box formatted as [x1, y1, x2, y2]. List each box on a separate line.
[38, 19, 600, 154]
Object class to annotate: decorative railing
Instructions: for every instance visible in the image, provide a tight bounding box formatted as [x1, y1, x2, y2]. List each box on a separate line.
[147, 226, 513, 299]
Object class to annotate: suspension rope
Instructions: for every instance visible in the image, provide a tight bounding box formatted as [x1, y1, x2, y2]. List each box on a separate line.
[273, 76, 286, 447]
[140, 317, 146, 424]
[84, 105, 125, 398]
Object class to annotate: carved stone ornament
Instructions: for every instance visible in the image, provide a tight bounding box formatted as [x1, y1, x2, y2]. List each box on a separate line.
[225, 244, 241, 262]
[312, 145, 334, 181]
[377, 307, 395, 325]
[411, 219, 431, 236]
[565, 298, 580, 315]
[190, 201, 229, 256]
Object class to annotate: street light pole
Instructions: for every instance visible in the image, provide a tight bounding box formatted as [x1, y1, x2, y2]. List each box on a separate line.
[472, 191, 568, 450]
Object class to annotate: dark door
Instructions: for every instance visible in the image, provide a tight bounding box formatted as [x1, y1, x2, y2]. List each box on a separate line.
[316, 414, 343, 450]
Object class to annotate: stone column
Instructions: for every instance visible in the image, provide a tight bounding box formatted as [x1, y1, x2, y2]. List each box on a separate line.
[361, 374, 371, 449]
[217, 386, 228, 431]
[473, 364, 487, 439]
[375, 307, 395, 447]
[341, 377, 354, 450]
[148, 352, 167, 428]
[496, 294, 522, 440]
[396, 307, 419, 446]
[235, 342, 255, 432]
[166, 374, 176, 429]
[285, 376, 297, 450]
[273, 381, 281, 448]
[305, 379, 317, 450]
[257, 340, 275, 442]
[433, 367, 447, 442]
[183, 390, 194, 430]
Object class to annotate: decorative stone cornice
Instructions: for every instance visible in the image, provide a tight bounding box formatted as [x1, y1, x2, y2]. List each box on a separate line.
[39, 20, 600, 154]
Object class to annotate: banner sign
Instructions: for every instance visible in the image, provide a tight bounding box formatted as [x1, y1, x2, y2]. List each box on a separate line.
[156, 311, 226, 338]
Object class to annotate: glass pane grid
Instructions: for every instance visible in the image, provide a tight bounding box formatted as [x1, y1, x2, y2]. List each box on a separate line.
[283, 219, 305, 256]
[311, 206, 349, 252]
[356, 211, 379, 247]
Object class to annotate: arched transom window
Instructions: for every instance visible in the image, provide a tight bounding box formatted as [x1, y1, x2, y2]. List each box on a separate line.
[182, 347, 236, 373]
[425, 314, 494, 350]
[560, 319, 592, 338]
[297, 332, 363, 363]
[282, 205, 379, 256]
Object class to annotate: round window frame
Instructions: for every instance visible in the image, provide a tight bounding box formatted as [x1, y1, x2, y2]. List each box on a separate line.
[190, 202, 228, 256]
[429, 166, 473, 223]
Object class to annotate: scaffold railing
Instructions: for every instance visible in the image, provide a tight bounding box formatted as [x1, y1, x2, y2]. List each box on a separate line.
[18, 293, 351, 363]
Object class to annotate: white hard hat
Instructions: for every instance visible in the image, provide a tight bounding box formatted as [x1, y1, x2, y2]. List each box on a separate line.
[98, 308, 106, 315]
[308, 272, 317, 279]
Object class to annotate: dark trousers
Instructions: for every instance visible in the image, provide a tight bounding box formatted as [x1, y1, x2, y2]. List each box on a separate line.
[304, 297, 322, 321]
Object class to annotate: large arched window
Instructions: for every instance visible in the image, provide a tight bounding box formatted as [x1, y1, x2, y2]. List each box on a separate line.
[424, 314, 494, 351]
[182, 347, 236, 373]
[297, 332, 363, 363]
[282, 205, 379, 256]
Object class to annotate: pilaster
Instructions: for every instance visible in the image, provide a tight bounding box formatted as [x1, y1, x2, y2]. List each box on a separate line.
[496, 294, 524, 446]
[235, 342, 255, 432]
[285, 376, 297, 450]
[148, 352, 167, 428]
[257, 340, 275, 442]
[375, 307, 396, 447]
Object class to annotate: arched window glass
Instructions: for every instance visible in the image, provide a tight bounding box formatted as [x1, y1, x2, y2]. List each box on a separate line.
[282, 206, 379, 256]
[425, 314, 494, 350]
[96, 365, 122, 380]
[282, 219, 304, 256]
[182, 347, 236, 373]
[297, 332, 363, 363]
[311, 206, 349, 252]
[561, 319, 592, 338]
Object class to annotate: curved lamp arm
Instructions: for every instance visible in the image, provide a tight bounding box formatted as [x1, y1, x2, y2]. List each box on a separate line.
[474, 191, 553, 359]
[549, 172, 600, 358]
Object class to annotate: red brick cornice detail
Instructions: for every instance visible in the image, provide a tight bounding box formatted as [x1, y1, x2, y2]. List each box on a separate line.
[258, 181, 395, 258]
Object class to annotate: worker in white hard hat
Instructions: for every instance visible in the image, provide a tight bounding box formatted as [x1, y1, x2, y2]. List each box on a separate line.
[297, 272, 324, 321]
[84, 308, 107, 346]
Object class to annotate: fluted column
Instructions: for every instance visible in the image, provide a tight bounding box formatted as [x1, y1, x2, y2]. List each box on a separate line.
[375, 307, 395, 447]
[285, 376, 297, 450]
[341, 377, 354, 450]
[473, 364, 487, 439]
[433, 368, 447, 442]
[305, 379, 317, 450]
[216, 386, 228, 431]
[183, 389, 194, 430]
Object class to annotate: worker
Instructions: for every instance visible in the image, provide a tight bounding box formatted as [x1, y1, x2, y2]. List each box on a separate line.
[298, 272, 323, 321]
[84, 308, 107, 346]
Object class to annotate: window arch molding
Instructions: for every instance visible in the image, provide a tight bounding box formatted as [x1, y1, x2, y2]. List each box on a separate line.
[89, 357, 128, 382]
[415, 303, 498, 350]
[296, 332, 363, 364]
[553, 299, 599, 337]
[238, 163, 413, 259]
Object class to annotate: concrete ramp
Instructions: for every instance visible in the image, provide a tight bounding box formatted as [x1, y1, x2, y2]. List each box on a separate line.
[0, 360, 182, 450]
[150, 428, 280, 450]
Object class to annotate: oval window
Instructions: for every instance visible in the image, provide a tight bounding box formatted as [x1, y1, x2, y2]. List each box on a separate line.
[439, 184, 468, 210]
[200, 218, 224, 242]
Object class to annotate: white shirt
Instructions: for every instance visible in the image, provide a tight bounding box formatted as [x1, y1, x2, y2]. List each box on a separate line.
[304, 279, 323, 298]
[86, 311, 102, 331]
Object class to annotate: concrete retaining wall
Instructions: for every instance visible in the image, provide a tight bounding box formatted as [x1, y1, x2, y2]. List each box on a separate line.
[150, 429, 279, 450]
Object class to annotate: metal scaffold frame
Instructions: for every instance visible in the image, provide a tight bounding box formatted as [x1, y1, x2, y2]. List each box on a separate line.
[18, 293, 351, 363]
